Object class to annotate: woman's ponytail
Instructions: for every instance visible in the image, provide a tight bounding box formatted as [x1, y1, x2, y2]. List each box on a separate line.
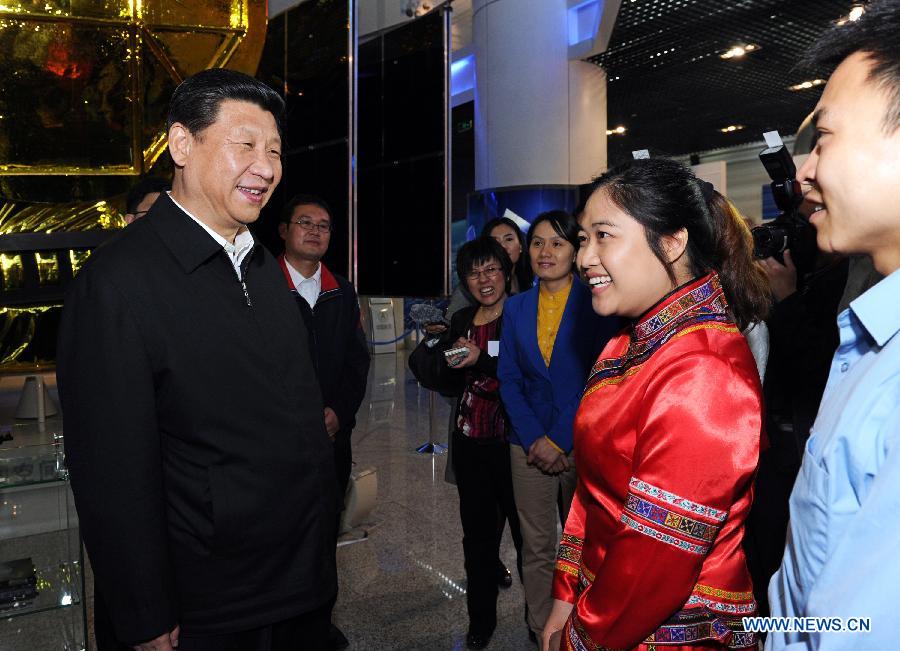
[706, 192, 771, 330]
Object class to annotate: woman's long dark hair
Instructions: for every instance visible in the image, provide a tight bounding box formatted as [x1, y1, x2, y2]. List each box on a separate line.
[587, 158, 770, 330]
[481, 217, 533, 292]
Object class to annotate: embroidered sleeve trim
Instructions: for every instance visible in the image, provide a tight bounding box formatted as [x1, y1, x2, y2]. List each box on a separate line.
[620, 513, 709, 555]
[624, 494, 719, 543]
[629, 477, 728, 522]
[556, 533, 584, 580]
[556, 563, 579, 577]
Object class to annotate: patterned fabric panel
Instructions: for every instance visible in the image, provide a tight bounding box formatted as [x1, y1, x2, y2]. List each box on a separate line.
[619, 477, 726, 556]
[644, 607, 758, 649]
[624, 494, 718, 543]
[582, 274, 738, 399]
[629, 478, 728, 522]
[620, 514, 710, 555]
[687, 583, 758, 615]
[633, 275, 727, 340]
[556, 533, 584, 578]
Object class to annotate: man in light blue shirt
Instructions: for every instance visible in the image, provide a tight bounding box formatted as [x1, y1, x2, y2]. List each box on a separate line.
[767, 2, 900, 649]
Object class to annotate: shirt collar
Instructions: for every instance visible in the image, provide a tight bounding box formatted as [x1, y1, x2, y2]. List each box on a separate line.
[283, 256, 320, 282]
[298, 261, 322, 283]
[539, 274, 573, 299]
[167, 192, 254, 258]
[849, 268, 900, 347]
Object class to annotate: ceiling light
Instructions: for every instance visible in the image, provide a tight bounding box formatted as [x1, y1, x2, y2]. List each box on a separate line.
[606, 126, 627, 136]
[719, 125, 744, 133]
[789, 79, 826, 91]
[720, 44, 759, 60]
[837, 4, 865, 25]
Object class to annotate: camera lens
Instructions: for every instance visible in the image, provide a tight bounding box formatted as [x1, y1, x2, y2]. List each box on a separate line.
[752, 224, 790, 259]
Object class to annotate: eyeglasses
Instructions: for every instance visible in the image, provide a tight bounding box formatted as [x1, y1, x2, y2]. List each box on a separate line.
[288, 218, 332, 233]
[466, 266, 502, 281]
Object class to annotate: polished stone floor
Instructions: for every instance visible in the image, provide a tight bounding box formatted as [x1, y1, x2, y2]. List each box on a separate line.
[2, 353, 534, 650]
[331, 352, 532, 650]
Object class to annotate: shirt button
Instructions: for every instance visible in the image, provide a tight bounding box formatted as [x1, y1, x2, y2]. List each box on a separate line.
[840, 362, 849, 373]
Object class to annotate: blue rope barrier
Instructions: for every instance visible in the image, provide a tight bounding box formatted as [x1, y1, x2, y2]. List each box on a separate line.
[368, 328, 416, 346]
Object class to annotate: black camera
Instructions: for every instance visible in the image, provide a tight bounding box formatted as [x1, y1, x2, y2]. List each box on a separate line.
[751, 140, 812, 262]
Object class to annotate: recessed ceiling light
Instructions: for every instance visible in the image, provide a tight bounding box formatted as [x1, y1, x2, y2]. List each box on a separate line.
[606, 126, 627, 136]
[837, 4, 865, 25]
[789, 79, 826, 91]
[719, 125, 745, 133]
[720, 44, 759, 59]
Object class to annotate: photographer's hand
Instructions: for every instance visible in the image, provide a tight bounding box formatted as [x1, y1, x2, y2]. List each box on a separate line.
[760, 249, 798, 302]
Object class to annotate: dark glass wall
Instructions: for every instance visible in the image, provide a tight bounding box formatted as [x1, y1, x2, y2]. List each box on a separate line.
[357, 10, 447, 297]
[256, 0, 351, 276]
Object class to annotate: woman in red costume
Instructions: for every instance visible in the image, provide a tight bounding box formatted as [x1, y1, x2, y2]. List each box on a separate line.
[543, 158, 770, 651]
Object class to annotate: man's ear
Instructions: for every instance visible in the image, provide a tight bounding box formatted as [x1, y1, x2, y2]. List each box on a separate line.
[662, 227, 689, 264]
[278, 222, 287, 241]
[168, 123, 192, 167]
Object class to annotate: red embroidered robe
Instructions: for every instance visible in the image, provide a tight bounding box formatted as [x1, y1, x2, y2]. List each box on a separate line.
[553, 273, 761, 650]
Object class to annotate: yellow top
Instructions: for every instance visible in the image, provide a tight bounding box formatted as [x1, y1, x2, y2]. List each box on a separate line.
[536, 275, 573, 367]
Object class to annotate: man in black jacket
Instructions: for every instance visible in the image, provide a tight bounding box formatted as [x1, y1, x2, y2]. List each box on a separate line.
[277, 194, 370, 498]
[277, 194, 370, 650]
[57, 69, 337, 651]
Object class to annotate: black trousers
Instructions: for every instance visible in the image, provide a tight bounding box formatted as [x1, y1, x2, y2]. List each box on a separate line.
[452, 430, 522, 636]
[178, 603, 330, 651]
[95, 589, 329, 651]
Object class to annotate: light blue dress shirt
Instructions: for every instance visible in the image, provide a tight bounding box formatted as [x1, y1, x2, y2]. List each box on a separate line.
[767, 269, 900, 650]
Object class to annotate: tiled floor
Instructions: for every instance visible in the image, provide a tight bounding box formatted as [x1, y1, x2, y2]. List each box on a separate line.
[331, 352, 532, 650]
[2, 353, 534, 650]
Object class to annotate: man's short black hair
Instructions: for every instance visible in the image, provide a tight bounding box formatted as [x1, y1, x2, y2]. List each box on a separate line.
[281, 194, 333, 224]
[126, 176, 170, 214]
[802, 0, 900, 130]
[167, 68, 285, 139]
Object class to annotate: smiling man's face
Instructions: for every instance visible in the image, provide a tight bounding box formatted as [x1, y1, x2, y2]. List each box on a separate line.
[173, 99, 282, 233]
[797, 51, 900, 275]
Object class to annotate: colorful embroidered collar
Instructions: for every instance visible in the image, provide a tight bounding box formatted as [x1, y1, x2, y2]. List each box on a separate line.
[632, 272, 730, 341]
[583, 272, 735, 397]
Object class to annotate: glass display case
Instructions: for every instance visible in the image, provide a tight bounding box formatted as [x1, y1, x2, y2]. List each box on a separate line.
[0, 418, 85, 651]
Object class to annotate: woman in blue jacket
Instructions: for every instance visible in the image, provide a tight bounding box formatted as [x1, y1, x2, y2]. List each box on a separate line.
[498, 210, 617, 641]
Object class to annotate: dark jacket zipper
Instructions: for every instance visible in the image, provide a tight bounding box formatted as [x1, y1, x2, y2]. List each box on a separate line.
[229, 247, 255, 307]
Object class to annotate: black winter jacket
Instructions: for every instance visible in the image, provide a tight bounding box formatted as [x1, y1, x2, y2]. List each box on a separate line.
[278, 256, 370, 435]
[56, 194, 338, 644]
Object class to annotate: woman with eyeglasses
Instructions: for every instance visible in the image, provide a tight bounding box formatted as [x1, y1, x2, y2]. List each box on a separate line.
[436, 218, 534, 592]
[444, 217, 534, 321]
[409, 237, 523, 650]
[497, 210, 618, 642]
[542, 159, 768, 651]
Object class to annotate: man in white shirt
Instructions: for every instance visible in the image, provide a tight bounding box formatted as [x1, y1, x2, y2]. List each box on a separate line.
[278, 194, 370, 651]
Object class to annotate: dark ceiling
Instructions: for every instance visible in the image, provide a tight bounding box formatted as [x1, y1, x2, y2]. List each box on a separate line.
[590, 0, 860, 165]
